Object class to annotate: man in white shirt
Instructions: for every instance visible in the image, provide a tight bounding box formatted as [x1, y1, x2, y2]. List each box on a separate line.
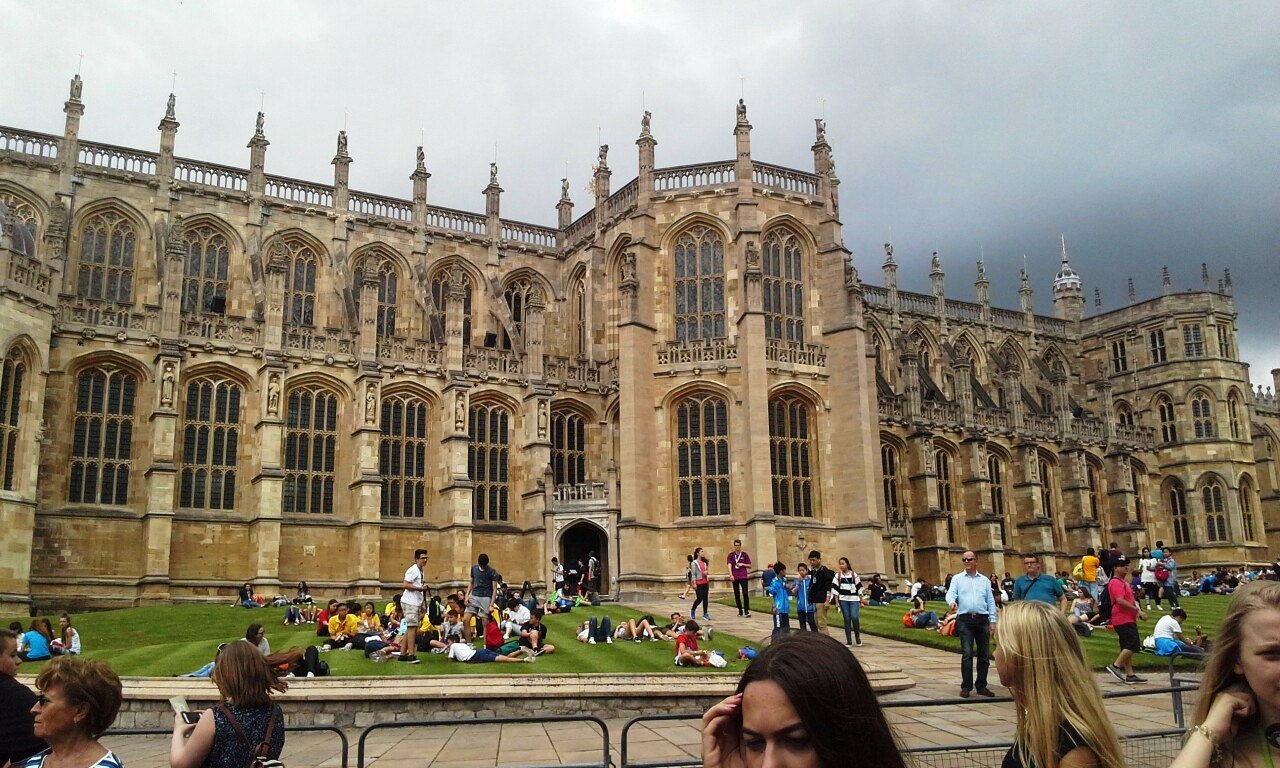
[500, 598, 532, 639]
[1152, 608, 1204, 656]
[398, 549, 429, 664]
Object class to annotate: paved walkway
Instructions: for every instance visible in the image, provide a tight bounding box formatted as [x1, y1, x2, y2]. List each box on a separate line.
[99, 599, 1195, 767]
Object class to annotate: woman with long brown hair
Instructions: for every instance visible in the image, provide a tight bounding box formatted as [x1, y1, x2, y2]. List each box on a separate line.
[995, 600, 1125, 768]
[1171, 581, 1280, 768]
[170, 640, 286, 768]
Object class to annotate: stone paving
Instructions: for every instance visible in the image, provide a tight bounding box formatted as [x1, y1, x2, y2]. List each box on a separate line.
[99, 599, 1196, 767]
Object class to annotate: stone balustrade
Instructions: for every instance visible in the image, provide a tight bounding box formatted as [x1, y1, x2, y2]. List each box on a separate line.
[652, 160, 736, 192]
[656, 338, 738, 365]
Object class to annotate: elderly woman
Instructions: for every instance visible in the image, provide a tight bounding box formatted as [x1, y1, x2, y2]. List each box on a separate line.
[170, 639, 286, 768]
[0, 629, 47, 767]
[25, 656, 124, 768]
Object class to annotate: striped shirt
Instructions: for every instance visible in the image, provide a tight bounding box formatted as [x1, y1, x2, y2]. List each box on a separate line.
[25, 749, 124, 767]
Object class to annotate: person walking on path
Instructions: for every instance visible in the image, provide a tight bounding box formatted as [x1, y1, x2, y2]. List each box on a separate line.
[945, 550, 999, 698]
[726, 539, 752, 618]
[1138, 547, 1161, 611]
[1103, 555, 1147, 685]
[835, 557, 862, 646]
[1013, 553, 1067, 611]
[807, 550, 836, 632]
[690, 547, 711, 621]
[1160, 547, 1181, 608]
[398, 548, 428, 664]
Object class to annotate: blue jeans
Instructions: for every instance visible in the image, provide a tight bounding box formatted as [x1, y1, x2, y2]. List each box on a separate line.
[182, 661, 216, 678]
[913, 610, 939, 629]
[587, 616, 612, 642]
[839, 601, 861, 643]
[956, 614, 992, 692]
[772, 612, 791, 636]
[241, 599, 262, 608]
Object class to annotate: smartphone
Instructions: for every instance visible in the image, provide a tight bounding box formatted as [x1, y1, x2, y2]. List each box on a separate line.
[168, 696, 189, 714]
[180, 711, 202, 725]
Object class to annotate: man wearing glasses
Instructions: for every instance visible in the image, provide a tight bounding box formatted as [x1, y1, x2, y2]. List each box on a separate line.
[1012, 553, 1068, 611]
[944, 551, 998, 698]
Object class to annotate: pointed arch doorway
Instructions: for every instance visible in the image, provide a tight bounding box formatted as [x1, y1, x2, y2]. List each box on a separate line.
[559, 520, 609, 596]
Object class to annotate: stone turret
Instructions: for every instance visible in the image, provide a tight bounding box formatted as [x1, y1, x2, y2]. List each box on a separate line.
[247, 112, 269, 195]
[636, 111, 656, 206]
[157, 93, 179, 181]
[410, 145, 430, 229]
[1052, 236, 1084, 323]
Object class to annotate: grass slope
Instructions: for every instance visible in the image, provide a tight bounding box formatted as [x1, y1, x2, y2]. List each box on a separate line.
[718, 594, 1228, 671]
[4, 604, 752, 677]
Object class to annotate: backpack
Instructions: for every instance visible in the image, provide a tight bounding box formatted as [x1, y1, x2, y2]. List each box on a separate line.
[1097, 582, 1114, 623]
[426, 598, 444, 627]
[1155, 560, 1171, 582]
[217, 703, 283, 768]
[1072, 562, 1084, 579]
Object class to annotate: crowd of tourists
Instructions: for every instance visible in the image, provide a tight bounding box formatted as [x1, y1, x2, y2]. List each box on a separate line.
[5, 538, 1280, 768]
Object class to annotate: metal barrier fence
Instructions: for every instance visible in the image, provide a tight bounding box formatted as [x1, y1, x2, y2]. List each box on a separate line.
[103, 723, 349, 767]
[356, 714, 610, 768]
[619, 685, 1198, 768]
[1166, 650, 1205, 729]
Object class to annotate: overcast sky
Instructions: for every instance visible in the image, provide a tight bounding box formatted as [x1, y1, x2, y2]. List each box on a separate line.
[5, 2, 1278, 385]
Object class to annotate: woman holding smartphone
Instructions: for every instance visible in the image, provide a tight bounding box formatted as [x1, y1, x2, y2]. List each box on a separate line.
[170, 640, 286, 768]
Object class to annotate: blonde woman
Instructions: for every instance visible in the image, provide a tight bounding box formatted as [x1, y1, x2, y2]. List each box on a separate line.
[995, 600, 1125, 768]
[1171, 581, 1280, 768]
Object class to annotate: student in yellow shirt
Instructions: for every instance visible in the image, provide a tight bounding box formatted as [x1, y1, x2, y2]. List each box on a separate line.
[321, 603, 359, 650]
[1080, 548, 1101, 601]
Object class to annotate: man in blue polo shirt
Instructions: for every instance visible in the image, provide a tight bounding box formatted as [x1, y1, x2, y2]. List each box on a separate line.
[1012, 553, 1067, 611]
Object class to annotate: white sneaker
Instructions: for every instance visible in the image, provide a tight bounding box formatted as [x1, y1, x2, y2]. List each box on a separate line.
[306, 671, 315, 678]
[606, 637, 613, 644]
[589, 637, 596, 644]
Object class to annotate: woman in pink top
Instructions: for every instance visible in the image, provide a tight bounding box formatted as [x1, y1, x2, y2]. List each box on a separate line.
[690, 547, 711, 622]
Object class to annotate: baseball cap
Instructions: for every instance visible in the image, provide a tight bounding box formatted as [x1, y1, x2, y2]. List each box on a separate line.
[1113, 554, 1130, 566]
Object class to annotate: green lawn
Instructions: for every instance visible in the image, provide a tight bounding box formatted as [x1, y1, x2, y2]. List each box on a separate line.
[5, 604, 751, 677]
[718, 594, 1228, 671]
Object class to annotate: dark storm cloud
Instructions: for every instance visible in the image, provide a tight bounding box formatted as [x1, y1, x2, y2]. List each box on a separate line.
[4, 2, 1276, 382]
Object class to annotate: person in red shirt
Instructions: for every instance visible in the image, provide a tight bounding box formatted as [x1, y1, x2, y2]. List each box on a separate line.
[1104, 555, 1147, 684]
[484, 614, 505, 651]
[675, 621, 711, 666]
[315, 599, 338, 637]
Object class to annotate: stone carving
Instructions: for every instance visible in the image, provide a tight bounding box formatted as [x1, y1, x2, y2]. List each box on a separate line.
[537, 399, 548, 440]
[454, 391, 467, 433]
[255, 111, 265, 134]
[922, 445, 935, 475]
[843, 257, 858, 287]
[736, 98, 747, 123]
[364, 382, 378, 424]
[883, 243, 894, 263]
[597, 144, 609, 167]
[641, 110, 651, 135]
[266, 373, 281, 416]
[560, 178, 570, 200]
[336, 130, 348, 156]
[620, 251, 637, 284]
[70, 74, 82, 101]
[931, 252, 941, 272]
[976, 259, 987, 281]
[160, 362, 176, 407]
[416, 145, 425, 169]
[815, 118, 826, 143]
[165, 93, 176, 120]
[489, 162, 498, 185]
[745, 241, 759, 269]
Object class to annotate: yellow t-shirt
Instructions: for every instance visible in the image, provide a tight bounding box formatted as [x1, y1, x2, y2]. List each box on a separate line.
[328, 614, 359, 638]
[1081, 555, 1100, 582]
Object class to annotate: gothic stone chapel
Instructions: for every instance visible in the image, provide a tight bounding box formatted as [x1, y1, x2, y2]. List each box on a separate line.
[0, 78, 1276, 611]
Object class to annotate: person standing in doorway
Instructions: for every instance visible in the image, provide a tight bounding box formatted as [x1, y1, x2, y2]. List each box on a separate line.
[945, 550, 999, 698]
[465, 553, 501, 642]
[690, 547, 711, 621]
[807, 551, 836, 633]
[398, 549, 428, 664]
[587, 551, 600, 594]
[1103, 555, 1147, 685]
[727, 539, 753, 617]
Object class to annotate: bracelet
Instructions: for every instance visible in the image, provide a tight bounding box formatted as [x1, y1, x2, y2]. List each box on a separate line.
[1188, 725, 1223, 762]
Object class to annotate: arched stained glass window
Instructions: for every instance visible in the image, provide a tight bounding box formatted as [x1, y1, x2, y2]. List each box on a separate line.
[283, 241, 318, 328]
[0, 349, 25, 490]
[551, 411, 586, 488]
[356, 258, 399, 338]
[763, 232, 803, 342]
[1157, 396, 1177, 443]
[1203, 480, 1227, 542]
[283, 386, 338, 513]
[179, 379, 241, 510]
[1169, 480, 1190, 545]
[469, 402, 510, 521]
[69, 366, 136, 504]
[1192, 394, 1214, 439]
[182, 225, 230, 316]
[430, 270, 472, 346]
[77, 211, 136, 303]
[770, 395, 813, 517]
[380, 393, 429, 518]
[676, 393, 730, 516]
[882, 444, 903, 529]
[673, 226, 725, 343]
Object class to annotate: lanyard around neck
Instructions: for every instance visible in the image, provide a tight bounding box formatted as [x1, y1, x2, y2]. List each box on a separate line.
[1263, 728, 1276, 768]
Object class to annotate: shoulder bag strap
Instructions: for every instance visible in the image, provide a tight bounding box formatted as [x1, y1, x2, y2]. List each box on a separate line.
[257, 706, 278, 758]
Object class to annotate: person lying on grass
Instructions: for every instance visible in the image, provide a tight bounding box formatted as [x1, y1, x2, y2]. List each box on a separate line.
[443, 640, 535, 663]
[613, 615, 662, 642]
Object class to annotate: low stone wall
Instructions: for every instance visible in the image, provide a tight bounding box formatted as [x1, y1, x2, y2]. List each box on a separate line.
[21, 669, 913, 728]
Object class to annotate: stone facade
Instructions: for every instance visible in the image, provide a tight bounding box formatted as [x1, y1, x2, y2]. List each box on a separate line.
[0, 79, 1274, 612]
